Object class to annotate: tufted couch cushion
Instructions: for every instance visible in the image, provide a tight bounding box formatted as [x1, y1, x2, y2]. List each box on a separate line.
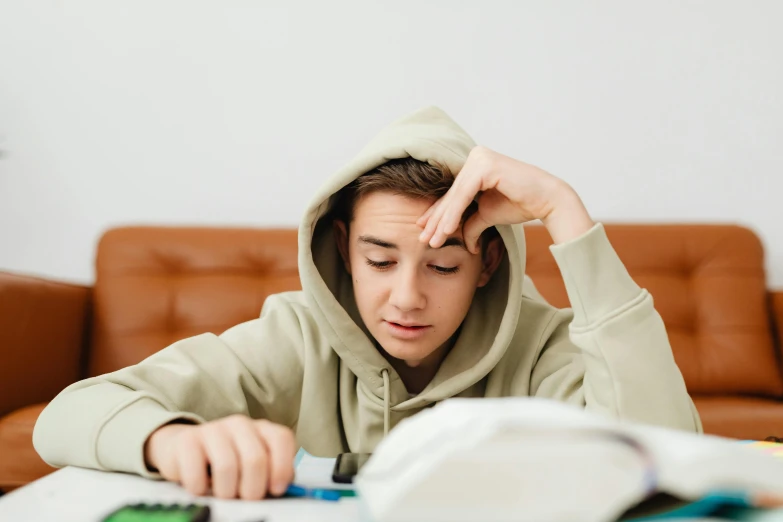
[88, 227, 301, 376]
[524, 224, 783, 397]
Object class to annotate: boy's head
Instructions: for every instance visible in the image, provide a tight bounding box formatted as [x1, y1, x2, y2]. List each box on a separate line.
[332, 158, 504, 369]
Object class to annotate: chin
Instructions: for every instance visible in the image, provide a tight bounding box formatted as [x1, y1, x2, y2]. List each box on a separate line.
[379, 338, 438, 365]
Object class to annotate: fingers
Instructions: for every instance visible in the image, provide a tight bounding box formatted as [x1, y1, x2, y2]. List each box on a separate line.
[422, 176, 481, 248]
[419, 159, 486, 248]
[433, 175, 482, 247]
[229, 417, 271, 500]
[201, 424, 240, 499]
[416, 201, 437, 229]
[419, 194, 448, 245]
[416, 193, 448, 229]
[255, 420, 297, 497]
[145, 423, 190, 478]
[159, 416, 296, 501]
[176, 430, 209, 496]
[463, 206, 492, 255]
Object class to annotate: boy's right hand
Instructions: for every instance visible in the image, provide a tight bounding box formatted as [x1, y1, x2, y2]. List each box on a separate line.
[144, 414, 297, 500]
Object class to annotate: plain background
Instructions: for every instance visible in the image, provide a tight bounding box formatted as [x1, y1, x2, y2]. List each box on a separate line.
[1, 1, 781, 287]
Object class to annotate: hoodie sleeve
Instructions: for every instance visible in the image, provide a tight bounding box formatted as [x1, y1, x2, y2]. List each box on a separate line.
[528, 223, 702, 433]
[33, 294, 305, 478]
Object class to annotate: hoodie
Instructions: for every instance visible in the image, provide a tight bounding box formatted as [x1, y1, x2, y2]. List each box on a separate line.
[33, 106, 701, 478]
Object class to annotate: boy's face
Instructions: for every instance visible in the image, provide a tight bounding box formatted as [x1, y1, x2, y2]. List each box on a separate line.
[334, 191, 503, 369]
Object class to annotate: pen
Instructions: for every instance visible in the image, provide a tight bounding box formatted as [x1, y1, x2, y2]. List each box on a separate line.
[283, 484, 342, 502]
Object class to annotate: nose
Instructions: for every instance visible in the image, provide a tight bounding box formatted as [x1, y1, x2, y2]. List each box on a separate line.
[389, 266, 426, 312]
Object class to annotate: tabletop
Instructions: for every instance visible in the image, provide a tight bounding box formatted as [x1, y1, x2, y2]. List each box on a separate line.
[0, 466, 364, 522]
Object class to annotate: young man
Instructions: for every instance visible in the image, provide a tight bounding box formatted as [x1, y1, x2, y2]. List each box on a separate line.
[34, 106, 700, 501]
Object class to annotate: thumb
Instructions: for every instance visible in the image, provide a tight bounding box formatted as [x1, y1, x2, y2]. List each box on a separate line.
[463, 209, 491, 255]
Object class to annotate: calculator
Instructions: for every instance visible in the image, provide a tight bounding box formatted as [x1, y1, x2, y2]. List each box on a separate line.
[101, 502, 210, 522]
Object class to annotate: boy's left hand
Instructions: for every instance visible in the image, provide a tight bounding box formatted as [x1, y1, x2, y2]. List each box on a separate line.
[417, 146, 595, 253]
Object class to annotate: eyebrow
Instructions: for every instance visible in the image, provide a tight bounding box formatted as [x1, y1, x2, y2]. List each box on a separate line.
[357, 235, 468, 251]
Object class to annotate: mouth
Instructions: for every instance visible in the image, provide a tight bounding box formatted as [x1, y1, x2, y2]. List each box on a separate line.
[384, 321, 432, 340]
[388, 321, 428, 329]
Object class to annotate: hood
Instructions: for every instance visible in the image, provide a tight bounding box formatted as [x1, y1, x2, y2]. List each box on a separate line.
[298, 106, 527, 410]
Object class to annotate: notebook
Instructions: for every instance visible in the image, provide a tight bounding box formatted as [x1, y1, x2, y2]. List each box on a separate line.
[354, 398, 783, 522]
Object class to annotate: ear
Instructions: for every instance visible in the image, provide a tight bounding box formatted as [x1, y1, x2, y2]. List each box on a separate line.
[333, 220, 352, 274]
[477, 235, 504, 288]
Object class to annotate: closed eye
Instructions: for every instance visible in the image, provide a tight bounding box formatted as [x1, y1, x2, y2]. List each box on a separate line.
[365, 259, 459, 275]
[366, 259, 393, 270]
[431, 265, 460, 275]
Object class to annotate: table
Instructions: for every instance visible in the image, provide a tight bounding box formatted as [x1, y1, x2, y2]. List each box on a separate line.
[2, 465, 777, 522]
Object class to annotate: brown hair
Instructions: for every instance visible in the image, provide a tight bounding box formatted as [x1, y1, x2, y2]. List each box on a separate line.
[331, 157, 498, 248]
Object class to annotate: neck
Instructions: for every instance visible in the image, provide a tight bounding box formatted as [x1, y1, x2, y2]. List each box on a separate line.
[377, 335, 457, 395]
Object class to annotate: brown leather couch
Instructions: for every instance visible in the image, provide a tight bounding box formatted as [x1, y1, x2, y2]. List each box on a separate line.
[2, 224, 783, 490]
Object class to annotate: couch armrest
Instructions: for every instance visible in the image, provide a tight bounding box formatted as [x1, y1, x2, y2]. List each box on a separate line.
[0, 271, 91, 417]
[773, 291, 783, 355]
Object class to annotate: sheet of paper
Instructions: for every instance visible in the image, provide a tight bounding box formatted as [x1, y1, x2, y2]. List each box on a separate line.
[293, 449, 355, 491]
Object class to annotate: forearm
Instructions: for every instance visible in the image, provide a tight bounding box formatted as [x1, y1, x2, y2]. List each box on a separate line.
[33, 379, 204, 477]
[547, 224, 700, 431]
[31, 332, 247, 476]
[33, 300, 306, 476]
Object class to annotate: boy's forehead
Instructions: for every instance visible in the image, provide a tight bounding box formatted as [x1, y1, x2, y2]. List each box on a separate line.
[352, 192, 434, 225]
[350, 192, 469, 249]
[351, 191, 475, 231]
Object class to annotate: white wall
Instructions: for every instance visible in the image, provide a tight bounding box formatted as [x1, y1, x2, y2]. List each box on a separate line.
[1, 1, 782, 287]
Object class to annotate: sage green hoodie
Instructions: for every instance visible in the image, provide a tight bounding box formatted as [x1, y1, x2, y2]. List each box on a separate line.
[33, 106, 701, 478]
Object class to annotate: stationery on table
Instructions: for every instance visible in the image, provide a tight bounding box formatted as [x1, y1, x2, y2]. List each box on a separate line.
[353, 397, 783, 522]
[0, 465, 363, 522]
[97, 408, 783, 521]
[15, 399, 783, 522]
[286, 448, 356, 501]
[96, 448, 354, 520]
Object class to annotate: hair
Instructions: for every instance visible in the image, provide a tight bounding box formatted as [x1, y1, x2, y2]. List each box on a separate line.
[331, 157, 499, 249]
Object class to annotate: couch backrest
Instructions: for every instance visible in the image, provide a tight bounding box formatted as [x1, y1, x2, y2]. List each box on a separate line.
[89, 224, 783, 398]
[89, 227, 300, 376]
[525, 224, 782, 397]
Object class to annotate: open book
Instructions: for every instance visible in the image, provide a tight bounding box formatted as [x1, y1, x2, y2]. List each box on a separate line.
[354, 398, 783, 522]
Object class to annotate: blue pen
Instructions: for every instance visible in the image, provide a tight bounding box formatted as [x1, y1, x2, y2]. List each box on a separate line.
[283, 484, 342, 502]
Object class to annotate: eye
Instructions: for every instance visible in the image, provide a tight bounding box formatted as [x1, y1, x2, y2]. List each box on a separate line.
[431, 265, 460, 275]
[366, 259, 393, 270]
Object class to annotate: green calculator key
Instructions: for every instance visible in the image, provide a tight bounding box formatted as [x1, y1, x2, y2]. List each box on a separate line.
[102, 503, 211, 522]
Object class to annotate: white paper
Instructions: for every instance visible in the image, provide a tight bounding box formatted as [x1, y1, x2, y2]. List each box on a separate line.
[294, 451, 355, 491]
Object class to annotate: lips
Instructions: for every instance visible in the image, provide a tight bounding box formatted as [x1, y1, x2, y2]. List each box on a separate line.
[384, 320, 432, 340]
[388, 321, 427, 328]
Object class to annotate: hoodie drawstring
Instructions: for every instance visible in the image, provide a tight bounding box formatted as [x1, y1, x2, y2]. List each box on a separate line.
[381, 369, 390, 436]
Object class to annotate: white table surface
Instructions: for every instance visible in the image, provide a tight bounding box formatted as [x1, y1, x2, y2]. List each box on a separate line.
[0, 466, 364, 522]
[2, 466, 776, 522]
